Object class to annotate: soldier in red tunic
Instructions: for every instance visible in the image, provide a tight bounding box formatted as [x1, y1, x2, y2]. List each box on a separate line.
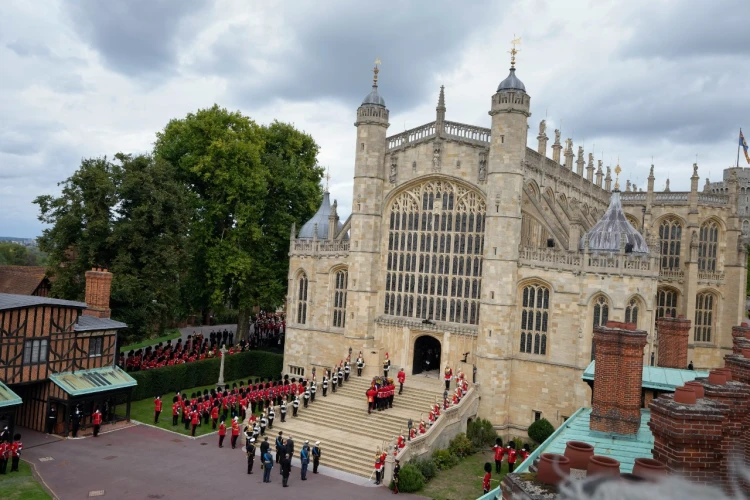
[0, 439, 8, 474]
[190, 408, 200, 436]
[153, 396, 162, 424]
[9, 434, 22, 472]
[92, 408, 103, 437]
[374, 449, 383, 485]
[218, 420, 227, 448]
[172, 396, 180, 426]
[211, 403, 220, 429]
[482, 462, 492, 494]
[397, 368, 406, 395]
[231, 417, 240, 449]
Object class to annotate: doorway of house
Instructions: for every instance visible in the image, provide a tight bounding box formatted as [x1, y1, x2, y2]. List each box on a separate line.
[412, 335, 441, 377]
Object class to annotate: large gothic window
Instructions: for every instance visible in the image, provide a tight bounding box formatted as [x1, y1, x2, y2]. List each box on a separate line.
[520, 284, 549, 355]
[656, 288, 678, 319]
[332, 269, 348, 328]
[296, 273, 308, 325]
[698, 221, 719, 272]
[384, 180, 486, 325]
[658, 218, 682, 270]
[591, 295, 609, 361]
[694, 292, 715, 342]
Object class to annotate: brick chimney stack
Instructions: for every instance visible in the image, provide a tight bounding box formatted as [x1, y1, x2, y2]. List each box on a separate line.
[731, 322, 750, 354]
[722, 349, 750, 467]
[590, 320, 647, 435]
[83, 268, 113, 319]
[656, 314, 691, 369]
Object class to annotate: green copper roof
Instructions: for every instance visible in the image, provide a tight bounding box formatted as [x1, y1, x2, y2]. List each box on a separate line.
[0, 381, 22, 408]
[583, 360, 709, 391]
[49, 366, 137, 397]
[515, 408, 654, 474]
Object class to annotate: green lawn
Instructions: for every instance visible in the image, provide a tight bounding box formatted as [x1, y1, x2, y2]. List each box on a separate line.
[0, 460, 52, 500]
[120, 329, 182, 353]
[419, 451, 505, 500]
[118, 377, 260, 437]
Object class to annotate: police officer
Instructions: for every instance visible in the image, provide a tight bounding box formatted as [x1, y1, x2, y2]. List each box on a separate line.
[280, 400, 287, 422]
[246, 437, 256, 474]
[292, 396, 300, 417]
[312, 441, 322, 473]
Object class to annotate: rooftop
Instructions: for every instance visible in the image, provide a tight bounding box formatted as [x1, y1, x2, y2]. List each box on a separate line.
[0, 265, 49, 295]
[515, 407, 654, 475]
[49, 366, 137, 397]
[0, 381, 22, 408]
[583, 360, 709, 392]
[0, 292, 87, 311]
[298, 192, 345, 240]
[580, 190, 649, 254]
[75, 315, 127, 332]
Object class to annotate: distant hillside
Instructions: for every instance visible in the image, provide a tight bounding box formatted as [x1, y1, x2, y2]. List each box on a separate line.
[0, 237, 37, 246]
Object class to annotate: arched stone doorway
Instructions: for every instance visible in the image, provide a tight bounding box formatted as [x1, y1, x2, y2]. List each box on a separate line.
[413, 335, 441, 376]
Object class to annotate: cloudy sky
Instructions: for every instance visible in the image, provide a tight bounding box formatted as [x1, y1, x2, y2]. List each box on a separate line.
[1, 0, 749, 237]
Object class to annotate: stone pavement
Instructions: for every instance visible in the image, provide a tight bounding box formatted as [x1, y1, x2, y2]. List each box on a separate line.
[20, 423, 426, 499]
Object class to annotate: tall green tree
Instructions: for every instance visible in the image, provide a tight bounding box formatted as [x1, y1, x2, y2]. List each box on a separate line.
[34, 154, 191, 342]
[154, 105, 323, 338]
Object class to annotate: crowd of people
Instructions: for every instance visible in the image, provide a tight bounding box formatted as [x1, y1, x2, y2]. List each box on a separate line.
[245, 431, 322, 486]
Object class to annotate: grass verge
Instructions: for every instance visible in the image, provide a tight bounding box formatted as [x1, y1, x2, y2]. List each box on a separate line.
[120, 329, 182, 353]
[0, 460, 52, 500]
[419, 451, 506, 500]
[117, 376, 260, 438]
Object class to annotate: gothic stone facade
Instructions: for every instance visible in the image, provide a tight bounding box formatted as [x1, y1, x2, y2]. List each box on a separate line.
[283, 69, 747, 434]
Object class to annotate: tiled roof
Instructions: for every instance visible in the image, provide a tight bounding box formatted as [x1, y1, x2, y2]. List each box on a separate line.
[0, 265, 48, 295]
[0, 381, 22, 408]
[75, 315, 127, 332]
[583, 360, 709, 391]
[49, 366, 137, 397]
[0, 293, 87, 311]
[515, 408, 654, 474]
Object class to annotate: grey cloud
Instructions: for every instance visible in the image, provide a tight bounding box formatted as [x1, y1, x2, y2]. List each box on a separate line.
[200, 0, 497, 111]
[620, 0, 750, 59]
[6, 39, 52, 58]
[62, 0, 208, 81]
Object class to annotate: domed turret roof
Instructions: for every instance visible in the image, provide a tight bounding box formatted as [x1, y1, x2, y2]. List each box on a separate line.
[580, 191, 648, 254]
[298, 192, 345, 240]
[362, 84, 386, 106]
[497, 67, 526, 93]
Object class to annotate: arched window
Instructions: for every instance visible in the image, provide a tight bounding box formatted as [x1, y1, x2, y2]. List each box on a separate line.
[332, 269, 348, 328]
[384, 180, 485, 325]
[694, 292, 715, 342]
[520, 284, 549, 355]
[656, 288, 678, 319]
[658, 217, 682, 270]
[743, 220, 749, 235]
[297, 273, 309, 324]
[625, 298, 639, 325]
[590, 295, 609, 361]
[698, 221, 719, 272]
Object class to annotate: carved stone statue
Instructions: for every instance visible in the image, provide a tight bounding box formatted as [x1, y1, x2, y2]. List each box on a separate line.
[389, 157, 398, 184]
[478, 153, 487, 182]
[554, 129, 561, 144]
[565, 138, 573, 151]
[597, 159, 603, 172]
[539, 119, 546, 136]
[693, 163, 698, 177]
[578, 145, 583, 157]
[432, 146, 441, 172]
[588, 152, 594, 166]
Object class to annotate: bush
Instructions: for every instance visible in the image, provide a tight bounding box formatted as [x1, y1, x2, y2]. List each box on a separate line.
[129, 350, 283, 400]
[394, 463, 425, 493]
[528, 418, 555, 444]
[213, 309, 239, 325]
[409, 458, 438, 481]
[431, 449, 460, 470]
[467, 418, 498, 450]
[448, 432, 474, 458]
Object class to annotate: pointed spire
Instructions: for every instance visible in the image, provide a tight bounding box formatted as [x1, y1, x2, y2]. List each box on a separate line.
[436, 85, 446, 124]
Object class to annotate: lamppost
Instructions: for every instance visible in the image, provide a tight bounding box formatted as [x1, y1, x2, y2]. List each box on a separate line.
[216, 345, 228, 391]
[407, 418, 413, 441]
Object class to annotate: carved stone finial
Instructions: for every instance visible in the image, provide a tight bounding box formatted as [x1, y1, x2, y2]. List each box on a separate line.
[692, 162, 699, 177]
[649, 164, 654, 178]
[665, 178, 671, 192]
[539, 119, 546, 136]
[554, 129, 561, 144]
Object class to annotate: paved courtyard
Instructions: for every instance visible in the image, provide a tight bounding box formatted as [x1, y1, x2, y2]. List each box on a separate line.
[21, 423, 425, 499]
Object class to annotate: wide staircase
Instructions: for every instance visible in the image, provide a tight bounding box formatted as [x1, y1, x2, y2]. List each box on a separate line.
[273, 373, 444, 478]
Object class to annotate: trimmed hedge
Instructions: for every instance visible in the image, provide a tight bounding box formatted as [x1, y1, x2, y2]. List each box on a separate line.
[528, 418, 554, 444]
[390, 463, 424, 493]
[129, 350, 283, 400]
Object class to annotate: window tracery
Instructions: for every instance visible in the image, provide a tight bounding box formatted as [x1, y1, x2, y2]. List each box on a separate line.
[658, 217, 682, 270]
[698, 220, 719, 272]
[332, 269, 348, 328]
[694, 292, 715, 342]
[520, 284, 549, 355]
[297, 273, 308, 324]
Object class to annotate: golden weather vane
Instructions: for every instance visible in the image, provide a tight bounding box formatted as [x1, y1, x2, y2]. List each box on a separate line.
[373, 57, 381, 85]
[325, 166, 331, 191]
[509, 35, 522, 68]
[614, 158, 622, 191]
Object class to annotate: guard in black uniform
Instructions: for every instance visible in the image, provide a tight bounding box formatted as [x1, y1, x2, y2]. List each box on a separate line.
[312, 441, 322, 473]
[246, 437, 256, 474]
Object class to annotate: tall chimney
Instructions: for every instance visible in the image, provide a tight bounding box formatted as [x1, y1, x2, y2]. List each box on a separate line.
[590, 320, 647, 435]
[83, 268, 113, 319]
[723, 350, 750, 466]
[656, 315, 691, 369]
[731, 322, 750, 354]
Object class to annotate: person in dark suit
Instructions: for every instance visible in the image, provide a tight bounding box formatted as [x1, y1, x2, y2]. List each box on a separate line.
[280, 453, 292, 487]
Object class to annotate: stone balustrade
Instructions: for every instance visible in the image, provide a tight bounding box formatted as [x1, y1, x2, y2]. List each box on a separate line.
[387, 122, 437, 151]
[659, 269, 685, 281]
[518, 245, 657, 277]
[698, 271, 726, 283]
[442, 121, 491, 145]
[290, 239, 350, 256]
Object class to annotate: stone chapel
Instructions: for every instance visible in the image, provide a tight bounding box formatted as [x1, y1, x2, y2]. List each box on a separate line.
[282, 57, 748, 434]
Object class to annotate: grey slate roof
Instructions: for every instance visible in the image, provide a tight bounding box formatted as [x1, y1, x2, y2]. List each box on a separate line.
[0, 293, 87, 311]
[362, 84, 386, 106]
[75, 315, 127, 332]
[580, 190, 649, 254]
[497, 67, 526, 92]
[298, 192, 345, 240]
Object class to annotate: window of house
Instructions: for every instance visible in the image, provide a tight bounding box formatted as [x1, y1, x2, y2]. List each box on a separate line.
[534, 411, 542, 422]
[694, 292, 715, 342]
[658, 218, 682, 270]
[23, 338, 49, 365]
[520, 284, 549, 355]
[297, 273, 309, 324]
[332, 269, 348, 328]
[89, 336, 104, 357]
[384, 180, 485, 325]
[290, 365, 305, 376]
[698, 221, 719, 272]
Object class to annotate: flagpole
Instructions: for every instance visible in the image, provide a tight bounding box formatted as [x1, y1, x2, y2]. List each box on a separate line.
[738, 128, 742, 168]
